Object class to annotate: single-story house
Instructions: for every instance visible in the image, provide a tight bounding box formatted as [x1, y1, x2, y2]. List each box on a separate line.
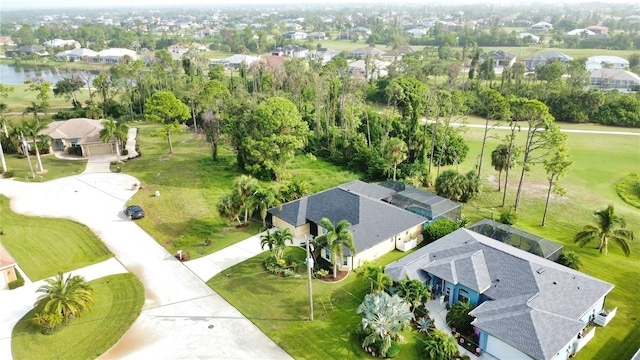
[524, 51, 573, 71]
[586, 55, 630, 71]
[308, 31, 326, 40]
[480, 50, 517, 67]
[381, 46, 414, 62]
[349, 46, 386, 59]
[6, 45, 47, 58]
[516, 32, 540, 44]
[94, 48, 138, 64]
[566, 29, 596, 36]
[386, 228, 615, 360]
[405, 28, 427, 38]
[211, 54, 260, 69]
[0, 244, 19, 290]
[55, 48, 98, 62]
[43, 38, 80, 48]
[271, 45, 308, 59]
[39, 118, 115, 157]
[527, 21, 553, 33]
[586, 25, 608, 34]
[348, 59, 390, 79]
[589, 68, 640, 92]
[268, 180, 427, 271]
[337, 31, 368, 41]
[282, 31, 307, 40]
[307, 47, 341, 63]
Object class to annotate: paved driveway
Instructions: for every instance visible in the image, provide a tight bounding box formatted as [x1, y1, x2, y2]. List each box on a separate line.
[0, 172, 291, 360]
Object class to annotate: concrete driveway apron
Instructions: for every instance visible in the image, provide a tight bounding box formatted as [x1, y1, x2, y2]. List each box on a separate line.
[0, 172, 291, 360]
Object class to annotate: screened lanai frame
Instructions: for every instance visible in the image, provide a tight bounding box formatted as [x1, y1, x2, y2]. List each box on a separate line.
[378, 180, 462, 224]
[469, 218, 564, 261]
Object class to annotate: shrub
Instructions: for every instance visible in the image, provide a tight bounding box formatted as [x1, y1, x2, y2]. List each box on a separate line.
[3, 169, 15, 178]
[615, 173, 640, 209]
[499, 208, 518, 225]
[315, 269, 329, 277]
[423, 219, 461, 244]
[385, 341, 401, 358]
[8, 268, 25, 290]
[122, 149, 129, 156]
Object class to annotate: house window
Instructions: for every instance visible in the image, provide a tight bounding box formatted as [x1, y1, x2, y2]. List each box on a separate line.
[324, 247, 331, 259]
[458, 288, 470, 303]
[342, 256, 348, 266]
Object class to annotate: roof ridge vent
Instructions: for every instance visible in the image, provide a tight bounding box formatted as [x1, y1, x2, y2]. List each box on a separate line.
[536, 267, 545, 274]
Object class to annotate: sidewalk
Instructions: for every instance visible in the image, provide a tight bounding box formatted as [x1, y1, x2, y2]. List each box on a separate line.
[184, 230, 269, 282]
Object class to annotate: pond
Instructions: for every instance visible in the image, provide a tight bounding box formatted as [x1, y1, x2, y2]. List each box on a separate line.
[0, 64, 91, 85]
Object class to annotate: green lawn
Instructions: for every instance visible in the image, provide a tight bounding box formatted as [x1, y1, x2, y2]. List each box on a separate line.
[12, 273, 144, 360]
[118, 123, 359, 259]
[0, 195, 112, 281]
[3, 153, 87, 182]
[208, 247, 424, 359]
[3, 84, 92, 113]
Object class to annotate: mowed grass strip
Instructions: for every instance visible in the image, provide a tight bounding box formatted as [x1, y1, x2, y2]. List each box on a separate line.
[3, 153, 87, 182]
[208, 247, 423, 360]
[0, 195, 112, 280]
[120, 123, 359, 259]
[12, 273, 144, 360]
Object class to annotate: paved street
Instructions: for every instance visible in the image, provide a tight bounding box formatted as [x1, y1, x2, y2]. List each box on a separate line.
[0, 140, 291, 359]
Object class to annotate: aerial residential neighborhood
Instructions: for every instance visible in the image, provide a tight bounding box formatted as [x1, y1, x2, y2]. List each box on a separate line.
[0, 1, 639, 360]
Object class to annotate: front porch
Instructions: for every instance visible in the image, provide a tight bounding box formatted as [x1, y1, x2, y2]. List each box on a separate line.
[425, 300, 499, 360]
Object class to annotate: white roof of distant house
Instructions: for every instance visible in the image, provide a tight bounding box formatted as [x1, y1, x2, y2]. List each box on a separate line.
[566, 28, 595, 36]
[57, 48, 98, 57]
[587, 55, 629, 65]
[97, 48, 138, 58]
[224, 54, 260, 65]
[590, 68, 640, 82]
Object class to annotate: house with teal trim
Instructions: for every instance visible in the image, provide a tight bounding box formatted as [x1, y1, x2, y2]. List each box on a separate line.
[385, 228, 615, 360]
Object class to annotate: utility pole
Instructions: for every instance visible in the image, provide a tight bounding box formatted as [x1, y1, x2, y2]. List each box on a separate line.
[306, 234, 314, 321]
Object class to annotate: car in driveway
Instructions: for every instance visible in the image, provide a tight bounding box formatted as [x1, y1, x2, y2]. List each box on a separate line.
[125, 205, 145, 219]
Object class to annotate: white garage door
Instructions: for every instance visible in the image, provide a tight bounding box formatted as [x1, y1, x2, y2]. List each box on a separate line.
[87, 143, 113, 156]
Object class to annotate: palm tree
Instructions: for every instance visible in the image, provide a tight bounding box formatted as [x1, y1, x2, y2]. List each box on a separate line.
[100, 119, 129, 162]
[446, 300, 475, 334]
[358, 262, 393, 293]
[383, 137, 408, 181]
[217, 193, 241, 225]
[253, 186, 282, 227]
[574, 204, 634, 256]
[314, 217, 356, 278]
[424, 329, 460, 360]
[232, 175, 258, 226]
[23, 101, 46, 124]
[19, 120, 46, 173]
[260, 228, 293, 261]
[395, 277, 431, 311]
[33, 272, 94, 329]
[357, 292, 413, 358]
[558, 251, 582, 270]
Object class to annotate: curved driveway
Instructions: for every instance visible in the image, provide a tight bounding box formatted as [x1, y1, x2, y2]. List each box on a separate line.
[0, 158, 291, 359]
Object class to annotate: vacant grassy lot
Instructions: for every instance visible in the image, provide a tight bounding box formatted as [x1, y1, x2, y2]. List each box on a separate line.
[209, 247, 424, 359]
[12, 273, 144, 360]
[119, 123, 360, 259]
[0, 195, 112, 280]
[3, 84, 91, 113]
[3, 153, 86, 182]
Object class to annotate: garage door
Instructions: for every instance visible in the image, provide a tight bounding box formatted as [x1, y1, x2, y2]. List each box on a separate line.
[87, 143, 113, 156]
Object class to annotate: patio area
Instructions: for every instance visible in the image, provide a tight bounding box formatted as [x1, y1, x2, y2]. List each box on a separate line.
[425, 299, 499, 360]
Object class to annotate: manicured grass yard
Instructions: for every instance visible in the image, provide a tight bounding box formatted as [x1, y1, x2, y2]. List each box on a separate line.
[0, 195, 112, 281]
[12, 273, 144, 360]
[3, 153, 87, 182]
[210, 124, 640, 360]
[209, 247, 424, 359]
[118, 123, 360, 259]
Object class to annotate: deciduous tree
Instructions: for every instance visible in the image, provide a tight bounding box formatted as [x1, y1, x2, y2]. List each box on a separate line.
[144, 91, 190, 153]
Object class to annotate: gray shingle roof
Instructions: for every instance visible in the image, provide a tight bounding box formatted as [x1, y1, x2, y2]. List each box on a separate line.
[268, 182, 426, 254]
[385, 228, 614, 360]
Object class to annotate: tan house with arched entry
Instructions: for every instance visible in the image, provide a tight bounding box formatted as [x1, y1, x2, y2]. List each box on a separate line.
[268, 181, 427, 271]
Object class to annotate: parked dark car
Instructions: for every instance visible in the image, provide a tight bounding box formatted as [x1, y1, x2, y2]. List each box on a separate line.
[125, 205, 145, 219]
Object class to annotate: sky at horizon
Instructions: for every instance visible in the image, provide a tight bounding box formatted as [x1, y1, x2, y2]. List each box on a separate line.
[2, 0, 638, 11]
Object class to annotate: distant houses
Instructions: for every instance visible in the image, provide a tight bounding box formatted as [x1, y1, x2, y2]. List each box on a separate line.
[585, 55, 629, 71]
[589, 68, 640, 93]
[524, 51, 573, 71]
[480, 50, 517, 67]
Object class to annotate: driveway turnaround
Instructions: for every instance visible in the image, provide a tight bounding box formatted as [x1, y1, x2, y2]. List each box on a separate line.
[0, 171, 292, 359]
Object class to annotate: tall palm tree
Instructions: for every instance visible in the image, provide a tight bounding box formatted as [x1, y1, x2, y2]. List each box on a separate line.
[33, 272, 94, 326]
[23, 101, 46, 124]
[100, 119, 129, 162]
[253, 186, 282, 227]
[19, 120, 46, 173]
[574, 204, 634, 256]
[357, 292, 413, 358]
[314, 217, 356, 278]
[384, 137, 408, 181]
[423, 329, 460, 360]
[358, 262, 393, 294]
[260, 228, 293, 261]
